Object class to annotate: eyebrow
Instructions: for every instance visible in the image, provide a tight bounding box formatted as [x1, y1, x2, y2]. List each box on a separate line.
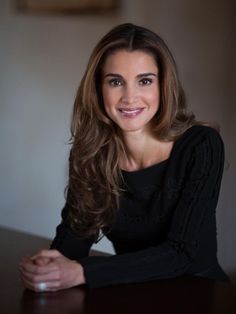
[104, 72, 158, 78]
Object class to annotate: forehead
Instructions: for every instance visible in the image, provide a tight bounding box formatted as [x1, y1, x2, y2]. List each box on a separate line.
[102, 49, 158, 73]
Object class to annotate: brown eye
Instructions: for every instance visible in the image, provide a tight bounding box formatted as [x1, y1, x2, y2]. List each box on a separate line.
[139, 78, 152, 85]
[109, 79, 123, 86]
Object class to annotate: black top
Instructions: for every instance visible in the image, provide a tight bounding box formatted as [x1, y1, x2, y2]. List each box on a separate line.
[51, 125, 228, 288]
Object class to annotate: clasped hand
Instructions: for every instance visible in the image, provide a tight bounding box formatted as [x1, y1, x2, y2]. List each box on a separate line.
[19, 249, 86, 292]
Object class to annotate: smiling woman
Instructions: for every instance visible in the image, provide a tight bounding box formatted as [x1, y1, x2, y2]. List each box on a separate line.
[19, 23, 229, 291]
[102, 50, 160, 134]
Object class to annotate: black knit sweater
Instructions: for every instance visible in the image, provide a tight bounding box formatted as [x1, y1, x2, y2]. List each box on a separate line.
[51, 125, 228, 288]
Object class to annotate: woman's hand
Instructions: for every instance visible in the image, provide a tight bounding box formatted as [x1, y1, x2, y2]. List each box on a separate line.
[19, 249, 86, 292]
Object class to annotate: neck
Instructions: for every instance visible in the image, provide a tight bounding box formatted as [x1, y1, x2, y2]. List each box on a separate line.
[120, 130, 172, 171]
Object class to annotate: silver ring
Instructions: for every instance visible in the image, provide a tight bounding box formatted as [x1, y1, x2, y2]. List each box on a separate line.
[38, 282, 47, 291]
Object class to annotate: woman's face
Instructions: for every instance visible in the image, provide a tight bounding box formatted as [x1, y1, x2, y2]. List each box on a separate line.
[101, 49, 160, 135]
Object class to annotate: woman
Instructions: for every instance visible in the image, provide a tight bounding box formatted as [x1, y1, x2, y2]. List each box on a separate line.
[19, 23, 228, 292]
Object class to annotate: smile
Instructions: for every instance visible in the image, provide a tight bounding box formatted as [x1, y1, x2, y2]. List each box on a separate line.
[118, 108, 145, 118]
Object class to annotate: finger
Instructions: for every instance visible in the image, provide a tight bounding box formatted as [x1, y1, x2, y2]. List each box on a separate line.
[33, 257, 52, 266]
[19, 259, 59, 275]
[19, 268, 60, 292]
[31, 249, 61, 260]
[20, 256, 33, 265]
[21, 274, 60, 292]
[19, 256, 35, 273]
[20, 267, 60, 285]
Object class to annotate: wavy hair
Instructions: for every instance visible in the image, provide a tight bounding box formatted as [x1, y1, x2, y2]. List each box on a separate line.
[65, 23, 197, 239]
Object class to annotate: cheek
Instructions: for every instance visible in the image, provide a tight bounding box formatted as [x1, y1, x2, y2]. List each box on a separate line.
[102, 95, 111, 113]
[144, 88, 160, 106]
[102, 87, 118, 110]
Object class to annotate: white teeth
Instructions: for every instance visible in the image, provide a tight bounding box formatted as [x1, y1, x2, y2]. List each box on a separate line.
[122, 109, 139, 113]
[119, 108, 143, 113]
[118, 107, 144, 117]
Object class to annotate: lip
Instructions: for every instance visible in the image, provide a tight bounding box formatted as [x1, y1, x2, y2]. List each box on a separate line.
[118, 107, 145, 118]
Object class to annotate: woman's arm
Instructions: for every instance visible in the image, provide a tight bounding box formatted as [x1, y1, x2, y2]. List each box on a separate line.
[20, 127, 225, 290]
[20, 199, 94, 292]
[19, 250, 86, 292]
[77, 129, 225, 288]
[50, 212, 94, 259]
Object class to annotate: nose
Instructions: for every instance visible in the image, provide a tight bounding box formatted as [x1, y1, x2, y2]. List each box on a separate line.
[121, 83, 138, 105]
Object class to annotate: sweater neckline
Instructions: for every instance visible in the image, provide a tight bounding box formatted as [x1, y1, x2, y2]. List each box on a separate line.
[120, 125, 197, 177]
[121, 157, 168, 190]
[121, 157, 169, 175]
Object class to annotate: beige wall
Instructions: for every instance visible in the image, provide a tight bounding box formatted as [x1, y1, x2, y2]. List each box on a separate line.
[0, 0, 235, 279]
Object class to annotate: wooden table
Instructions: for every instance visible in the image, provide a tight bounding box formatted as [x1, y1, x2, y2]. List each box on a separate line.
[0, 226, 236, 314]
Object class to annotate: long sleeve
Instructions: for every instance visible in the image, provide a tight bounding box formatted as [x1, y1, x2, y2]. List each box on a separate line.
[50, 205, 94, 259]
[78, 127, 225, 288]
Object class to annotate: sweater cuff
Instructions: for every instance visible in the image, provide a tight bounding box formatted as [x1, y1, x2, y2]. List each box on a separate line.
[79, 256, 113, 288]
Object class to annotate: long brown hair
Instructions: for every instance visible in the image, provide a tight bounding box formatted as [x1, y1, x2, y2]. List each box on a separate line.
[66, 23, 196, 239]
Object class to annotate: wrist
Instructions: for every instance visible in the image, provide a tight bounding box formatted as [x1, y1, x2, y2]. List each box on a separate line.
[73, 261, 86, 285]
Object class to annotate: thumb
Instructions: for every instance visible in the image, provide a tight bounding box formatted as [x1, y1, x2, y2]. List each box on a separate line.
[33, 256, 52, 266]
[31, 249, 62, 261]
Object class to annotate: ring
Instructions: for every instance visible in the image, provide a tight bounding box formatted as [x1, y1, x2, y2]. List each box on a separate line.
[38, 282, 47, 291]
